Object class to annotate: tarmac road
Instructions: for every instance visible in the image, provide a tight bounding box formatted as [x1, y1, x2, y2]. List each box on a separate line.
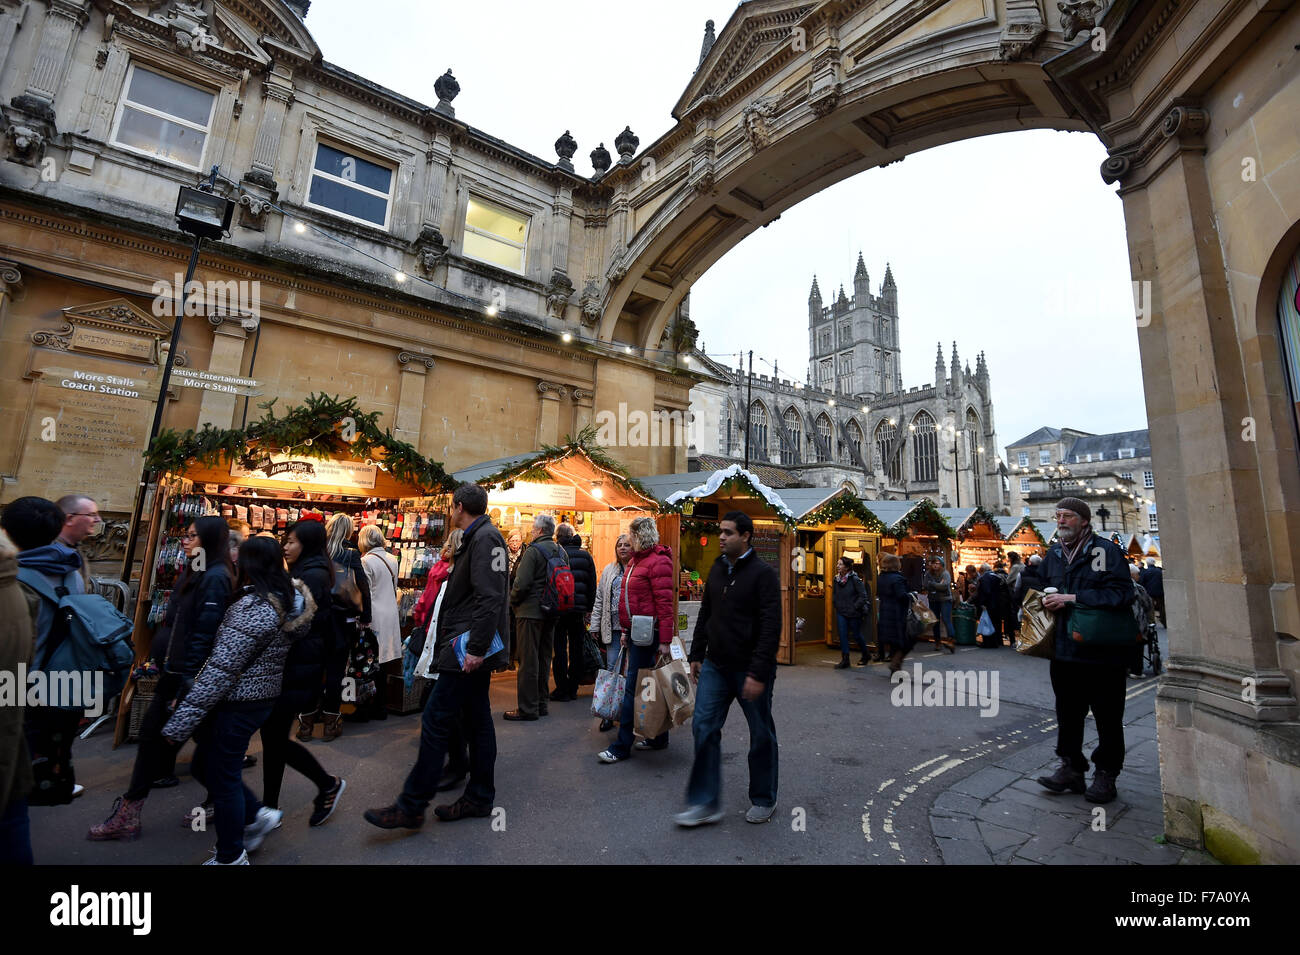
[28, 638, 1163, 865]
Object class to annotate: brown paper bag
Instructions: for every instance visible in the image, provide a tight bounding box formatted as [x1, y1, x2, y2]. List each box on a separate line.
[652, 638, 695, 727]
[1015, 589, 1056, 659]
[633, 670, 671, 739]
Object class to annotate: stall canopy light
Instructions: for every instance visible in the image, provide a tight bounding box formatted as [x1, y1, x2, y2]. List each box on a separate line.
[175, 186, 234, 240]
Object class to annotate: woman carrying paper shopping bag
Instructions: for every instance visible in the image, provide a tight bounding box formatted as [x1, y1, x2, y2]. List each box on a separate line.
[589, 534, 632, 731]
[596, 518, 674, 764]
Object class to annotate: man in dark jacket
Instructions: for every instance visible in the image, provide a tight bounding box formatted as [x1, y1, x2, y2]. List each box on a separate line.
[1138, 558, 1165, 626]
[551, 524, 596, 701]
[365, 483, 509, 829]
[677, 511, 781, 827]
[972, 564, 1004, 648]
[1034, 498, 1135, 805]
[505, 514, 564, 720]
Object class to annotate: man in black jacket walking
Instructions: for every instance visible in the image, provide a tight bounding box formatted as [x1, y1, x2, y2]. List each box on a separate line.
[551, 524, 596, 701]
[676, 511, 781, 827]
[1138, 558, 1165, 626]
[365, 483, 509, 829]
[1034, 498, 1135, 804]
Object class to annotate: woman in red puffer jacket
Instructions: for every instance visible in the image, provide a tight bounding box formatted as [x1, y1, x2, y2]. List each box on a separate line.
[598, 516, 675, 764]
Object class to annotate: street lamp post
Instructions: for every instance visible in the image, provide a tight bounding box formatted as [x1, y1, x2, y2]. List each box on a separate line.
[120, 167, 235, 585]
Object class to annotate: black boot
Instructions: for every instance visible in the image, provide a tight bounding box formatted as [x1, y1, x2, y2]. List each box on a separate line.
[1037, 757, 1086, 794]
[834, 654, 850, 670]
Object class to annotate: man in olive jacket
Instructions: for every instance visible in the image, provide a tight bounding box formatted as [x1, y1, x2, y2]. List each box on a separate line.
[0, 529, 35, 863]
[505, 514, 564, 720]
[365, 483, 509, 830]
[1034, 497, 1135, 805]
[677, 510, 781, 828]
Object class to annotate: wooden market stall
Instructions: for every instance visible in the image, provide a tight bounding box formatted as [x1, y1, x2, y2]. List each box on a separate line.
[451, 430, 663, 578]
[995, 515, 1049, 562]
[775, 488, 886, 651]
[647, 466, 800, 665]
[943, 505, 1007, 572]
[872, 499, 958, 591]
[116, 393, 457, 744]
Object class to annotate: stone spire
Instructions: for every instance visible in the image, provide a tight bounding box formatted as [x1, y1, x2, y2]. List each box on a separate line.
[808, 275, 822, 324]
[699, 20, 716, 66]
[951, 341, 963, 388]
[935, 342, 946, 388]
[836, 284, 849, 313]
[854, 251, 869, 302]
[881, 261, 898, 315]
[976, 350, 990, 390]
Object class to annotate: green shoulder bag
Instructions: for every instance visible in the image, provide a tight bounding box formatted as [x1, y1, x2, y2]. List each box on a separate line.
[1070, 602, 1141, 646]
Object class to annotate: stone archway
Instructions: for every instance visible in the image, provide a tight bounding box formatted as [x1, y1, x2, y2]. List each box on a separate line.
[582, 0, 1300, 862]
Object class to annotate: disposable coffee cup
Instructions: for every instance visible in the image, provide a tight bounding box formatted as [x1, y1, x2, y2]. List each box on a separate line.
[1043, 587, 1058, 595]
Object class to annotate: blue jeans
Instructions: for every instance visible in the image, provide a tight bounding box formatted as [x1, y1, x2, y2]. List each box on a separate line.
[191, 702, 274, 863]
[931, 600, 954, 641]
[0, 797, 32, 864]
[686, 660, 778, 811]
[397, 667, 495, 815]
[836, 614, 871, 656]
[609, 641, 668, 758]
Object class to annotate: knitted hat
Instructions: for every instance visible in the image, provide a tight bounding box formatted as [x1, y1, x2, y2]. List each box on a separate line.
[1055, 497, 1091, 522]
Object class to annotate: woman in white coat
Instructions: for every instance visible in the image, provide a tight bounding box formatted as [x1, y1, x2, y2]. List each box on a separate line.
[589, 534, 633, 732]
[358, 524, 401, 720]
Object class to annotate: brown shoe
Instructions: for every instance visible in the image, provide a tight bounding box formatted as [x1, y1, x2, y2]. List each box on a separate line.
[433, 795, 492, 822]
[296, 710, 318, 742]
[321, 711, 343, 740]
[362, 803, 425, 830]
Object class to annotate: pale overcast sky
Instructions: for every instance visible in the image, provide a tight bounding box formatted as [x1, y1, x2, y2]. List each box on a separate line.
[305, 0, 1147, 460]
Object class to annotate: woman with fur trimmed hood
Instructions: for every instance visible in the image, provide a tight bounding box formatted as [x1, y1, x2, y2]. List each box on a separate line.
[161, 536, 316, 865]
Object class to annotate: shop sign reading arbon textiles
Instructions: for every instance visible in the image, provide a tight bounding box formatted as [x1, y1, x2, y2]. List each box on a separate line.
[230, 454, 378, 489]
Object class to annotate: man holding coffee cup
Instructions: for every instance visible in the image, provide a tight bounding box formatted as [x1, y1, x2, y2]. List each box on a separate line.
[1033, 497, 1135, 804]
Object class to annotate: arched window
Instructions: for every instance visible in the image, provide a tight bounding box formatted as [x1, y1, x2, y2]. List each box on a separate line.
[911, 411, 938, 483]
[965, 408, 983, 506]
[847, 419, 864, 466]
[749, 401, 768, 461]
[782, 407, 802, 465]
[875, 420, 900, 484]
[815, 413, 833, 462]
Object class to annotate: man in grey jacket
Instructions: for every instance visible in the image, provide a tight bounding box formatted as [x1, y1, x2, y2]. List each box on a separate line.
[365, 483, 509, 829]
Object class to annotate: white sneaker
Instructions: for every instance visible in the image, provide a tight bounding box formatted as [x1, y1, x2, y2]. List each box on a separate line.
[745, 803, 777, 824]
[201, 849, 249, 865]
[242, 806, 283, 852]
[71, 784, 85, 799]
[596, 750, 626, 764]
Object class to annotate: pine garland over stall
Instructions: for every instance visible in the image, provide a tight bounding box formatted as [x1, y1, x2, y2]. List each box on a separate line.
[800, 494, 887, 533]
[143, 393, 457, 493]
[660, 467, 799, 532]
[479, 424, 656, 504]
[889, 498, 956, 542]
[956, 504, 1005, 539]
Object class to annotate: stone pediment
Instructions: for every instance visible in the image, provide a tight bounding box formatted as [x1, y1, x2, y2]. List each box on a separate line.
[31, 298, 175, 364]
[674, 1, 817, 118]
[108, 0, 319, 66]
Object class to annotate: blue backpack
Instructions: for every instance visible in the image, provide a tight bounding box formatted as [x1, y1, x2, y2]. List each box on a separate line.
[18, 568, 135, 706]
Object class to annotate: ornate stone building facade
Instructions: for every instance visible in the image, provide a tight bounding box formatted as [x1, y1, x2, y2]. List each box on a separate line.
[690, 258, 1003, 508]
[0, 0, 703, 518]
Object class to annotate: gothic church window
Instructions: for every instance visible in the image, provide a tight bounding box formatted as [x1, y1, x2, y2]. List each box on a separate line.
[875, 420, 901, 484]
[847, 419, 864, 465]
[911, 412, 938, 483]
[815, 413, 833, 462]
[782, 407, 802, 465]
[965, 409, 983, 506]
[748, 401, 769, 460]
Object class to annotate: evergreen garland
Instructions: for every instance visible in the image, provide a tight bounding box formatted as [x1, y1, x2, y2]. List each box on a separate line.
[889, 498, 956, 542]
[800, 494, 887, 532]
[956, 504, 1004, 539]
[143, 393, 457, 493]
[478, 424, 655, 504]
[1008, 516, 1046, 545]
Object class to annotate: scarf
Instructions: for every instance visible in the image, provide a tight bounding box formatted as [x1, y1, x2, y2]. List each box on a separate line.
[16, 542, 83, 578]
[1060, 528, 1093, 566]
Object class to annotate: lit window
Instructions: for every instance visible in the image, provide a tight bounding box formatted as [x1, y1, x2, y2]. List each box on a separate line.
[1017, 451, 1028, 467]
[1143, 470, 1155, 488]
[307, 142, 394, 229]
[111, 64, 215, 169]
[1039, 450, 1050, 465]
[1020, 478, 1031, 493]
[463, 197, 529, 272]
